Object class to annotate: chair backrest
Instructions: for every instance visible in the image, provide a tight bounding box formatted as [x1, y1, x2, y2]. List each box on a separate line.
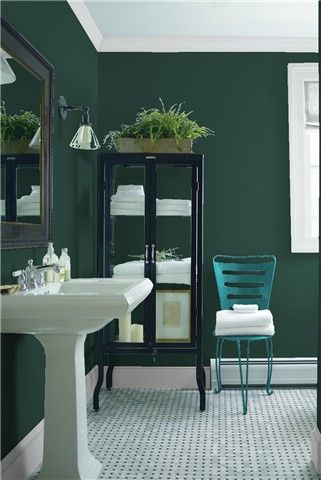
[213, 255, 276, 310]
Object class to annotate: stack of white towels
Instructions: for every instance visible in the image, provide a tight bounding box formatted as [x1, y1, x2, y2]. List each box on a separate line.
[17, 185, 40, 216]
[113, 257, 191, 285]
[157, 199, 191, 216]
[110, 185, 145, 215]
[0, 185, 40, 217]
[215, 304, 275, 336]
[110, 185, 191, 216]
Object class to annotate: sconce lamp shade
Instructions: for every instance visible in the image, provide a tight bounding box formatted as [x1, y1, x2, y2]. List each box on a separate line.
[0, 50, 16, 85]
[70, 124, 100, 150]
[28, 127, 41, 150]
[57, 96, 100, 151]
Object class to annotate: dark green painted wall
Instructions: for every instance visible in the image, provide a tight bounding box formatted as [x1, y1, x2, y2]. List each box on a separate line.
[98, 52, 318, 366]
[1, 1, 98, 459]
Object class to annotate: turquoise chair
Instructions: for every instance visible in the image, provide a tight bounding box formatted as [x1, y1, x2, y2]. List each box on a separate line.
[212, 255, 276, 415]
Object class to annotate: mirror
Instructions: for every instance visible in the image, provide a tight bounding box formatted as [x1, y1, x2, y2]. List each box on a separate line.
[0, 17, 54, 248]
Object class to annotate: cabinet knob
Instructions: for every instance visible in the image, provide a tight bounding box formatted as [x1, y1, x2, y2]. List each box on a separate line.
[151, 244, 156, 263]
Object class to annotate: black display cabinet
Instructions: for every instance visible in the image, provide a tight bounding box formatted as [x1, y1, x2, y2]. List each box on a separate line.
[94, 153, 205, 411]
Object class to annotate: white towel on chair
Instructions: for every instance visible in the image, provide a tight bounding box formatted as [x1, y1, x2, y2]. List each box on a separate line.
[215, 324, 275, 336]
[233, 304, 258, 313]
[215, 309, 274, 336]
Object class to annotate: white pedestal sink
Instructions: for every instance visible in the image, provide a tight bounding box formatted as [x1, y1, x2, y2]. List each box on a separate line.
[1, 278, 153, 480]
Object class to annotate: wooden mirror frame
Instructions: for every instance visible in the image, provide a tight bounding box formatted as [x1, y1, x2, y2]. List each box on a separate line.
[1, 17, 54, 248]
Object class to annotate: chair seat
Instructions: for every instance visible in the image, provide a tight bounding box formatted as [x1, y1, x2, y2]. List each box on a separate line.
[215, 309, 274, 336]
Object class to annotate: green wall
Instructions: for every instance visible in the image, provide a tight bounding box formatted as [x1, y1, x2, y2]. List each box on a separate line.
[1, 1, 98, 459]
[98, 52, 319, 365]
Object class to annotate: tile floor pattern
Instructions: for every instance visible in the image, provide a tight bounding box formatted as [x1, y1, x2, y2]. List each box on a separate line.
[86, 388, 320, 480]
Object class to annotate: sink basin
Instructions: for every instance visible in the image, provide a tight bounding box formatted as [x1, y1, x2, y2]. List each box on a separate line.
[1, 277, 153, 480]
[1, 277, 153, 334]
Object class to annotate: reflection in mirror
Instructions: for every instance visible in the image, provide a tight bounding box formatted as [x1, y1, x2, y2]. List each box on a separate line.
[0, 46, 41, 224]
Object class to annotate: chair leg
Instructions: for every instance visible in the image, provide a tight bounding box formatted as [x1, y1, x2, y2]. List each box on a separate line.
[214, 337, 224, 394]
[265, 337, 274, 396]
[237, 340, 250, 415]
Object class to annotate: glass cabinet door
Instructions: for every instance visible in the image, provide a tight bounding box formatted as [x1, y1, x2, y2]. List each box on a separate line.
[154, 164, 194, 345]
[0, 166, 6, 221]
[106, 163, 149, 345]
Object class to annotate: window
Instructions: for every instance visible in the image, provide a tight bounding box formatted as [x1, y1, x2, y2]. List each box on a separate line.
[288, 63, 319, 253]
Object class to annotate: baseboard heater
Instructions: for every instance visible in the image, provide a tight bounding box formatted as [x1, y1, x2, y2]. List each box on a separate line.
[210, 357, 317, 387]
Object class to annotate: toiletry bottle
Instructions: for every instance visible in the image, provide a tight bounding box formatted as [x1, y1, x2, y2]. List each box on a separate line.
[42, 242, 59, 283]
[59, 248, 71, 281]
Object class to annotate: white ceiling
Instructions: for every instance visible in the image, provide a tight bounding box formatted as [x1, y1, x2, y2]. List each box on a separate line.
[68, 0, 318, 52]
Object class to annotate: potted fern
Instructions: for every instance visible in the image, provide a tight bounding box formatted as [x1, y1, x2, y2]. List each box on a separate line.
[0, 102, 40, 154]
[103, 99, 214, 153]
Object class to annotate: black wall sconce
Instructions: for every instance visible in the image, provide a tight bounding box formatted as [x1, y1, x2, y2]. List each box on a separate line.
[58, 96, 100, 150]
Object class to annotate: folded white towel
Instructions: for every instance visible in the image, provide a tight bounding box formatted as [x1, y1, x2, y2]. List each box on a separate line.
[157, 258, 190, 274]
[113, 272, 190, 285]
[157, 211, 191, 217]
[157, 199, 191, 207]
[233, 304, 259, 313]
[216, 309, 272, 329]
[117, 185, 144, 192]
[113, 261, 144, 276]
[17, 209, 40, 216]
[111, 201, 145, 210]
[157, 206, 191, 212]
[111, 194, 145, 203]
[215, 324, 274, 337]
[113, 258, 191, 276]
[18, 187, 40, 204]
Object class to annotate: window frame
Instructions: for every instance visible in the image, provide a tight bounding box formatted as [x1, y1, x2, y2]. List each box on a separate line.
[288, 63, 319, 253]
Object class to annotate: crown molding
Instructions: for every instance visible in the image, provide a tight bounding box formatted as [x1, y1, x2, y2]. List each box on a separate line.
[68, 0, 103, 51]
[68, 0, 318, 53]
[98, 35, 318, 53]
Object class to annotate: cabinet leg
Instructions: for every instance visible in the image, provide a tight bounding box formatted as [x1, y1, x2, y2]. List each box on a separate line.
[93, 330, 104, 411]
[106, 354, 114, 390]
[196, 360, 206, 412]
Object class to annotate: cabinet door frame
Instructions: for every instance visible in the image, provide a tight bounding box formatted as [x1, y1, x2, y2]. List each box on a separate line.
[98, 154, 153, 350]
[97, 153, 203, 353]
[149, 154, 202, 351]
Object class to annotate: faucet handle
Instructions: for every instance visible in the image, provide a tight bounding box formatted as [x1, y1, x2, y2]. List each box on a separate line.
[12, 269, 23, 278]
[12, 269, 27, 290]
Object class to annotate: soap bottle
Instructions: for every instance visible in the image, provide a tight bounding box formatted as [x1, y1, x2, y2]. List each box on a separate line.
[59, 248, 71, 281]
[42, 242, 59, 283]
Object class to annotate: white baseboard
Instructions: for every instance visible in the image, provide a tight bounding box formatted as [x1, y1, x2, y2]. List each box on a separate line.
[1, 420, 44, 480]
[103, 365, 211, 390]
[1, 360, 316, 480]
[210, 357, 317, 387]
[311, 428, 321, 474]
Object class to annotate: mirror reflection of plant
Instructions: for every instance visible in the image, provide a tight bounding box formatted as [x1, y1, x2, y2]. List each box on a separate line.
[129, 247, 183, 262]
[103, 98, 214, 150]
[0, 101, 40, 141]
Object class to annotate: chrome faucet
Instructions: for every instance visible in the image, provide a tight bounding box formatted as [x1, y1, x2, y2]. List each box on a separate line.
[12, 259, 61, 291]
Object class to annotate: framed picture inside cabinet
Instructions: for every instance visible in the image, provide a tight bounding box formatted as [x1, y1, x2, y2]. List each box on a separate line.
[156, 290, 191, 342]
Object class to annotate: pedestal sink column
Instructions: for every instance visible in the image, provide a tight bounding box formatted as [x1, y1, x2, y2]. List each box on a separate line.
[36, 333, 102, 480]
